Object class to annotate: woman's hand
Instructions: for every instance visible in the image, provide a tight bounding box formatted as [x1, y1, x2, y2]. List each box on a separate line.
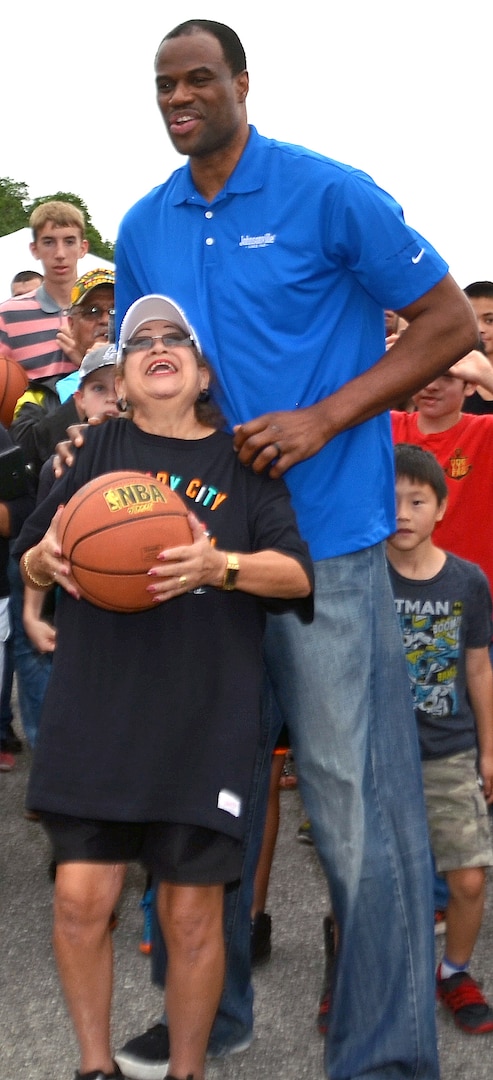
[22, 506, 80, 599]
[146, 513, 225, 602]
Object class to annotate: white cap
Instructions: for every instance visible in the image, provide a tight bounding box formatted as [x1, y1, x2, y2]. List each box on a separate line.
[117, 295, 202, 364]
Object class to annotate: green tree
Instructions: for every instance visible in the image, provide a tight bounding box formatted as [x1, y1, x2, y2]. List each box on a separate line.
[0, 177, 30, 236]
[28, 191, 114, 259]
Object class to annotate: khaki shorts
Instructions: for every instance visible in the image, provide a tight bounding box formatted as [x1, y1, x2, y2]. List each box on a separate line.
[422, 748, 493, 872]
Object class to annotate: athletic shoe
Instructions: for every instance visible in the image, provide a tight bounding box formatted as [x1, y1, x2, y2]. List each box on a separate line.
[74, 1065, 122, 1080]
[251, 911, 272, 964]
[296, 819, 314, 845]
[434, 909, 447, 936]
[1, 724, 22, 752]
[0, 751, 15, 771]
[114, 1023, 252, 1080]
[318, 915, 336, 1034]
[436, 968, 493, 1033]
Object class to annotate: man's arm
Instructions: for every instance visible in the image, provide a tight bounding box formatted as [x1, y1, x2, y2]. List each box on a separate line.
[234, 274, 478, 476]
[465, 645, 493, 803]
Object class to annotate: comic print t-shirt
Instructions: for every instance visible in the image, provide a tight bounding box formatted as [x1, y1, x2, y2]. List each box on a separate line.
[387, 553, 492, 760]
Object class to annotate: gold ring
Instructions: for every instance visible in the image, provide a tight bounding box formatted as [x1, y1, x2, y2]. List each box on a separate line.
[179, 574, 187, 587]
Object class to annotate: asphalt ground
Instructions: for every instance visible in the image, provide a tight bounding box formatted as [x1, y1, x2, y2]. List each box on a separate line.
[3, 728, 493, 1080]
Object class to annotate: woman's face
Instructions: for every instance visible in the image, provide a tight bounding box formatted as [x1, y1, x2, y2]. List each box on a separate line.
[117, 319, 207, 408]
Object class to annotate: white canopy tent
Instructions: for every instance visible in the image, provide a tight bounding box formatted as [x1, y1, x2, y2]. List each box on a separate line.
[0, 228, 114, 302]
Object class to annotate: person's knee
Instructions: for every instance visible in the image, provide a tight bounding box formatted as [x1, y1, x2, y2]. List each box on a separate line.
[159, 885, 224, 957]
[447, 867, 485, 904]
[53, 863, 123, 931]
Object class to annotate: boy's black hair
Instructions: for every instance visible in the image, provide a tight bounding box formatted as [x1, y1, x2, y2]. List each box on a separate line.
[394, 443, 448, 504]
[464, 281, 493, 300]
[159, 20, 247, 75]
[11, 270, 43, 285]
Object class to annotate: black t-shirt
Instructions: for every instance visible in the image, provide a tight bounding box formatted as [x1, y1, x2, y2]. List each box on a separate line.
[15, 421, 313, 836]
[462, 391, 493, 415]
[388, 553, 492, 760]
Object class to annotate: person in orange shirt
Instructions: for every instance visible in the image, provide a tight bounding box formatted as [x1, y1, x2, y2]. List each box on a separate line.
[391, 353, 493, 602]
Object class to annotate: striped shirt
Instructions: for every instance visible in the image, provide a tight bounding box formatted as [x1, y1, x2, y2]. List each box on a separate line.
[0, 284, 77, 381]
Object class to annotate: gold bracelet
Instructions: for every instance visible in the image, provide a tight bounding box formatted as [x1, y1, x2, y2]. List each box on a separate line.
[23, 549, 53, 590]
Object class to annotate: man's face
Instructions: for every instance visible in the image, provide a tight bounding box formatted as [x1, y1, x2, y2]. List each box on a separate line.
[69, 285, 115, 354]
[11, 276, 42, 297]
[468, 296, 493, 361]
[155, 31, 248, 159]
[30, 223, 88, 288]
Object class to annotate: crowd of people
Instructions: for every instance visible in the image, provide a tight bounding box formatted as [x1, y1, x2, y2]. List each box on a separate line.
[1, 17, 493, 1080]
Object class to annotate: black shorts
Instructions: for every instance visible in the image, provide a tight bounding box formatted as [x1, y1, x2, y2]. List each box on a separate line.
[40, 813, 243, 885]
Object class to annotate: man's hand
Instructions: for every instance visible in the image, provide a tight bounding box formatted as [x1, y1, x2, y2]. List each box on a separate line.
[233, 402, 330, 477]
[53, 424, 88, 477]
[56, 326, 84, 368]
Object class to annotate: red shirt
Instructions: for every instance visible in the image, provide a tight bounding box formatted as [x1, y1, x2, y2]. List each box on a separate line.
[391, 410, 493, 595]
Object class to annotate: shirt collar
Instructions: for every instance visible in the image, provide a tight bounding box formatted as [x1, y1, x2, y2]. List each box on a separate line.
[171, 126, 265, 206]
[35, 283, 66, 314]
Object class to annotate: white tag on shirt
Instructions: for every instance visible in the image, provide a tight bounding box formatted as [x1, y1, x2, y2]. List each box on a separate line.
[217, 789, 242, 818]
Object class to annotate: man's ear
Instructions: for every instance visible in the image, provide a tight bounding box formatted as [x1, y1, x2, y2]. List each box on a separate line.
[463, 381, 478, 398]
[235, 69, 249, 103]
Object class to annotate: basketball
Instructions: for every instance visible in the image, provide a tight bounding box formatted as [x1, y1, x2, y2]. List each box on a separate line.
[58, 471, 193, 612]
[0, 354, 29, 428]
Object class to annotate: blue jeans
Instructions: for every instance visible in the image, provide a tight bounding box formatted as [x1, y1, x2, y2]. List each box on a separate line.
[151, 670, 281, 1053]
[0, 555, 52, 747]
[263, 544, 438, 1080]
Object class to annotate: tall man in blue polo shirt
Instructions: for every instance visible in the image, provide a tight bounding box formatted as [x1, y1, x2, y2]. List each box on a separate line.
[114, 20, 477, 1080]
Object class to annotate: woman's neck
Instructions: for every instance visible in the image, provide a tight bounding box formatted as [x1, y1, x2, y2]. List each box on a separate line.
[132, 404, 215, 440]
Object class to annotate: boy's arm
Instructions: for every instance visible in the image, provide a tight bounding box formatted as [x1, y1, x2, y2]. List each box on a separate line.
[465, 645, 493, 802]
[449, 350, 493, 393]
[23, 584, 57, 654]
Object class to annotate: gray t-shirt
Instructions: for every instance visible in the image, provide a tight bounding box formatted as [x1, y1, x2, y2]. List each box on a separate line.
[387, 553, 492, 760]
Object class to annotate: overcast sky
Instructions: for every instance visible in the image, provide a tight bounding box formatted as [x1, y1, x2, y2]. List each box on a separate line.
[2, 0, 491, 288]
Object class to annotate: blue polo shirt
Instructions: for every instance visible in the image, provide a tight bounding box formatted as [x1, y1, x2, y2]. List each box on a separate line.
[116, 126, 448, 560]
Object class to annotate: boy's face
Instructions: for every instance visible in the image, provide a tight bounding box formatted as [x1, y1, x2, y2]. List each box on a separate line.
[388, 476, 447, 554]
[75, 366, 119, 420]
[469, 296, 493, 360]
[30, 222, 88, 289]
[412, 374, 471, 426]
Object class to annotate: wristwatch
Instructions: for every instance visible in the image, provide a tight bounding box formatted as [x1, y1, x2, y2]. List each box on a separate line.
[222, 552, 240, 591]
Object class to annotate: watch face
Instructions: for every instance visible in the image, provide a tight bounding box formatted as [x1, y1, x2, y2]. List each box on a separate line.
[223, 554, 240, 590]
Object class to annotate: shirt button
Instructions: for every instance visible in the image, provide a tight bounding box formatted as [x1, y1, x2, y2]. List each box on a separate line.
[205, 210, 213, 219]
[205, 237, 215, 246]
